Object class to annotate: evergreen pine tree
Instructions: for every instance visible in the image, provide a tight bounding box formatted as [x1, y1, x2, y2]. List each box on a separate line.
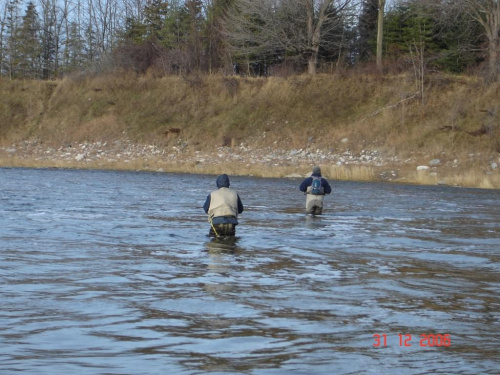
[17, 2, 41, 79]
[357, 0, 378, 62]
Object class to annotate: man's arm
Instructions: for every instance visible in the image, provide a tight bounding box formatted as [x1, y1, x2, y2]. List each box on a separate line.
[237, 195, 244, 214]
[203, 194, 211, 213]
[323, 179, 332, 194]
[299, 177, 312, 192]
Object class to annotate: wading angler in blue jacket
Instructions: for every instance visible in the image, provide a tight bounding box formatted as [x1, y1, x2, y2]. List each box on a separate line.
[203, 174, 244, 237]
[299, 166, 332, 215]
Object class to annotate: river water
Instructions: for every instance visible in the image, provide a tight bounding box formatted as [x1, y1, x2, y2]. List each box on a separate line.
[1, 167, 499, 374]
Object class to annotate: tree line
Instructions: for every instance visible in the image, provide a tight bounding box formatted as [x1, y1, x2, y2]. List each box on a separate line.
[0, 0, 498, 81]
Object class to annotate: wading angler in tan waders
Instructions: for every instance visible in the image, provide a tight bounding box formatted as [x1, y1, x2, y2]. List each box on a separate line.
[203, 174, 244, 237]
[299, 166, 332, 216]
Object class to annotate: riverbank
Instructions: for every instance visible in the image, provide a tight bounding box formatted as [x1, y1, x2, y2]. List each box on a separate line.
[1, 74, 499, 188]
[2, 138, 499, 188]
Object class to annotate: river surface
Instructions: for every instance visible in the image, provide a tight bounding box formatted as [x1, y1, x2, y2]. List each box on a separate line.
[1, 168, 499, 375]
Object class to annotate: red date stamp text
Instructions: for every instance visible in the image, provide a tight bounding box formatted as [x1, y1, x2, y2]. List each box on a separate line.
[373, 333, 451, 347]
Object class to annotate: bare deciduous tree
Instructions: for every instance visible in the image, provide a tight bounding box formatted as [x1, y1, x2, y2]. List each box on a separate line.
[376, 0, 385, 72]
[442, 0, 499, 81]
[0, 0, 9, 75]
[224, 0, 357, 74]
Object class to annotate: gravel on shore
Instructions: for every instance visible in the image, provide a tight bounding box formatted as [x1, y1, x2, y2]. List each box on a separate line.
[2, 140, 499, 186]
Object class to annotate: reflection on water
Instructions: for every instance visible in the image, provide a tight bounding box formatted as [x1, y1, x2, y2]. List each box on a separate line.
[304, 214, 332, 230]
[0, 168, 499, 375]
[205, 236, 243, 254]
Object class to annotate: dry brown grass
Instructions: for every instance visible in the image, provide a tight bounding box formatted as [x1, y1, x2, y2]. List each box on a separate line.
[322, 165, 376, 181]
[443, 171, 500, 189]
[400, 165, 500, 189]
